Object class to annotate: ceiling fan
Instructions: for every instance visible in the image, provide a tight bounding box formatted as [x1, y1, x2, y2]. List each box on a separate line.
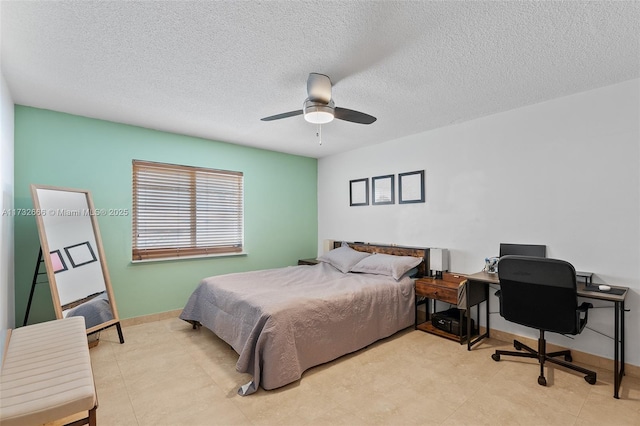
[261, 73, 377, 125]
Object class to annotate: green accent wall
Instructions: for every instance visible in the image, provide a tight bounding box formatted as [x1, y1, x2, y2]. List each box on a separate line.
[14, 106, 318, 324]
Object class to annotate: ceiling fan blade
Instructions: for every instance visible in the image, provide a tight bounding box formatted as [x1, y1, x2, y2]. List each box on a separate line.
[261, 110, 303, 121]
[307, 73, 332, 103]
[334, 107, 377, 125]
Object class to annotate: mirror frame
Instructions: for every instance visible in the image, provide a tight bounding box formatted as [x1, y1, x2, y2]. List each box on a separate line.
[31, 184, 122, 337]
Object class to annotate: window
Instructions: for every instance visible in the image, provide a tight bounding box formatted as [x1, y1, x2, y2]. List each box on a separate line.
[132, 160, 243, 261]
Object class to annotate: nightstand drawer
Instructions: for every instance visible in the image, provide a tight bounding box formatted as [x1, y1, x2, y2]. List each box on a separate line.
[415, 279, 459, 305]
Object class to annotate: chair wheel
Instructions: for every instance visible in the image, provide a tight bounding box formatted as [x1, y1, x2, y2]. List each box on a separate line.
[538, 376, 547, 386]
[491, 354, 500, 362]
[585, 375, 596, 385]
[565, 354, 573, 362]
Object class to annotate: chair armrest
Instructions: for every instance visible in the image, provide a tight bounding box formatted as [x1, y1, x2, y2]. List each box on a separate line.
[577, 302, 593, 312]
[576, 302, 593, 332]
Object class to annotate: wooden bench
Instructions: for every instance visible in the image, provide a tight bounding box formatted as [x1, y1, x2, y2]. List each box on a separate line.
[0, 317, 97, 426]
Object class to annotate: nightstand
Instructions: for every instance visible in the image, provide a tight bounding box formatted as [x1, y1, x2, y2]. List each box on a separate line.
[298, 258, 319, 266]
[415, 273, 483, 347]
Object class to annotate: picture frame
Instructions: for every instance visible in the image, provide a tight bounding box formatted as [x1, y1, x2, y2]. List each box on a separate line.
[349, 178, 369, 206]
[372, 174, 395, 205]
[64, 241, 98, 268]
[50, 250, 68, 274]
[399, 170, 425, 204]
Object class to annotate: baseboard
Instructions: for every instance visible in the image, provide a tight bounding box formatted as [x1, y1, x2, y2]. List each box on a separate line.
[119, 309, 183, 327]
[485, 327, 639, 379]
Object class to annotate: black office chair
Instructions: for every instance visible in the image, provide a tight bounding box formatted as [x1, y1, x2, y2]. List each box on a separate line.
[491, 256, 597, 386]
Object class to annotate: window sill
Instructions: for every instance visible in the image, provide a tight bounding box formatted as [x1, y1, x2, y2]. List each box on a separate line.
[131, 251, 248, 264]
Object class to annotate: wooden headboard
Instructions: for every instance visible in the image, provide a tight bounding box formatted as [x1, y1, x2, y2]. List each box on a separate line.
[333, 241, 430, 278]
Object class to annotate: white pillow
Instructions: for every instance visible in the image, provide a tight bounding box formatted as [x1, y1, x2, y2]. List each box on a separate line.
[317, 244, 372, 273]
[351, 253, 423, 280]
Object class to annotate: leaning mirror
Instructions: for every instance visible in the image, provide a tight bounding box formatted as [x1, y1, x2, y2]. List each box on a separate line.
[30, 184, 124, 342]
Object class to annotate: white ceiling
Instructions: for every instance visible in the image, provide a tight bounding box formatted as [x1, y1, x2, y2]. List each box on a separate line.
[1, 1, 638, 159]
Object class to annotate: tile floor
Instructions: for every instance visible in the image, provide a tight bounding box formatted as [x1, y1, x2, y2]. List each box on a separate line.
[83, 317, 639, 425]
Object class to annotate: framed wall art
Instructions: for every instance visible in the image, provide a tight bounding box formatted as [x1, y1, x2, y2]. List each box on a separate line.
[349, 178, 369, 206]
[50, 250, 68, 274]
[399, 170, 425, 204]
[372, 174, 395, 205]
[64, 241, 98, 268]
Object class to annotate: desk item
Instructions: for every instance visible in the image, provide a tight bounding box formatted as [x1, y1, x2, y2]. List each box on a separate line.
[583, 284, 625, 295]
[465, 268, 628, 399]
[499, 243, 546, 258]
[576, 271, 593, 284]
[484, 257, 499, 274]
[491, 256, 597, 387]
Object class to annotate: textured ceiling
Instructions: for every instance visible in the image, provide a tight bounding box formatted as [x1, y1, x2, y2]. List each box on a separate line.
[1, 1, 639, 158]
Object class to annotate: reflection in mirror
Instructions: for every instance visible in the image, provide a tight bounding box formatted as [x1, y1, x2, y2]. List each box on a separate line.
[30, 185, 124, 343]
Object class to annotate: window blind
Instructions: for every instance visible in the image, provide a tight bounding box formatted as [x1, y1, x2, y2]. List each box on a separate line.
[132, 160, 243, 261]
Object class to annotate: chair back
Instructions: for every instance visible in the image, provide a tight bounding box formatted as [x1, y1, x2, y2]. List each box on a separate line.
[497, 256, 580, 334]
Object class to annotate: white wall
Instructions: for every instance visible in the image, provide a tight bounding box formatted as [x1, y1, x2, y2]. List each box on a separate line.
[318, 79, 640, 366]
[1, 70, 15, 350]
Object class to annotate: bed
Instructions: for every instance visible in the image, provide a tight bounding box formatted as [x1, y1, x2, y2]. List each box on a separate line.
[63, 291, 113, 329]
[179, 242, 429, 395]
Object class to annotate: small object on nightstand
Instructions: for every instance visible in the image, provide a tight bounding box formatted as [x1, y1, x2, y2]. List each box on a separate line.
[429, 248, 449, 279]
[298, 258, 319, 266]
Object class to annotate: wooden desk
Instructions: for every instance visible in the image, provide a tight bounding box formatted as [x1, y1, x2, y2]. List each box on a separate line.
[465, 270, 628, 399]
[464, 271, 498, 349]
[576, 282, 628, 399]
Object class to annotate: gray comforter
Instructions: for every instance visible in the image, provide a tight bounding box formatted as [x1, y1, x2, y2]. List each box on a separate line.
[179, 262, 415, 395]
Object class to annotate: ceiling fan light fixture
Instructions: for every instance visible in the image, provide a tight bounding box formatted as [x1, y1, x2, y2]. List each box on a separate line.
[303, 100, 334, 124]
[261, 74, 376, 125]
[304, 109, 334, 124]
